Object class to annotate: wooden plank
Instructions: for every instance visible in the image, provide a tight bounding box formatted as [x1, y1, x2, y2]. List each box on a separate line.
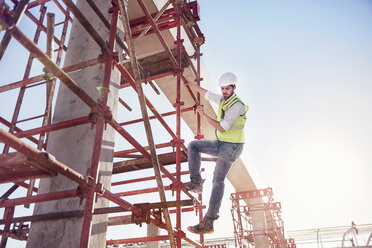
[113, 151, 187, 174]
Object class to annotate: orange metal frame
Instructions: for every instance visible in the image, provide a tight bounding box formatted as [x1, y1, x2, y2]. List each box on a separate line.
[230, 188, 296, 248]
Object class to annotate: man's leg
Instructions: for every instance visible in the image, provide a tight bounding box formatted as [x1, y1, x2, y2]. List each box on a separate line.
[187, 154, 231, 235]
[187, 140, 219, 185]
[205, 142, 244, 220]
[188, 142, 243, 234]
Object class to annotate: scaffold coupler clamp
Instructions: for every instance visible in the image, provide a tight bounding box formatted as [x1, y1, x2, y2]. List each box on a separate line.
[88, 112, 98, 129]
[176, 230, 186, 239]
[172, 67, 184, 77]
[111, 51, 119, 65]
[194, 76, 204, 84]
[152, 208, 162, 221]
[97, 53, 106, 64]
[12, 222, 29, 241]
[95, 174, 105, 199]
[173, 100, 184, 108]
[76, 186, 88, 206]
[192, 104, 199, 114]
[193, 37, 205, 45]
[170, 138, 184, 152]
[193, 199, 203, 215]
[0, 3, 13, 30]
[132, 203, 151, 227]
[170, 181, 183, 196]
[42, 67, 53, 81]
[191, 51, 203, 60]
[95, 183, 105, 203]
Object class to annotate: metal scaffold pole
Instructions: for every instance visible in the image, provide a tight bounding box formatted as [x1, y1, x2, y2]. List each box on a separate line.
[117, 0, 176, 247]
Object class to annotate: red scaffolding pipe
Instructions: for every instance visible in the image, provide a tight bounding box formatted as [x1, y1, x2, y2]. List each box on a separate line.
[79, 3, 118, 247]
[0, 56, 103, 93]
[119, 107, 194, 126]
[114, 142, 172, 157]
[14, 116, 90, 139]
[0, 189, 78, 208]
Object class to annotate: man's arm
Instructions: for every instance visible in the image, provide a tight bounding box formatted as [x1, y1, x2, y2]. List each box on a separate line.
[184, 80, 207, 98]
[196, 105, 225, 132]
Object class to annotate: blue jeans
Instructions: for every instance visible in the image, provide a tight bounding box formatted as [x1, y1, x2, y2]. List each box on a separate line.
[188, 140, 244, 220]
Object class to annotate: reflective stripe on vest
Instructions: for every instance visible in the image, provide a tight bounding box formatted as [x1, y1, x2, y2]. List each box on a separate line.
[216, 95, 248, 143]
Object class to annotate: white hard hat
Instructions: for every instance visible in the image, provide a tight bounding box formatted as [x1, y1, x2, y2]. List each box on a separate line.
[218, 72, 238, 87]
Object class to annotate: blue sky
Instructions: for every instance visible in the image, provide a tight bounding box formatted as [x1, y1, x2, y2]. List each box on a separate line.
[1, 0, 372, 247]
[198, 0, 372, 238]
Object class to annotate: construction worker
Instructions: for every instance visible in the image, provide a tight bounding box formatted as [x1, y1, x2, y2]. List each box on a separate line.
[184, 72, 249, 234]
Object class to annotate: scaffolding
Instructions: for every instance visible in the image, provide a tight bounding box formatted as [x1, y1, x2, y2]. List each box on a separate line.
[0, 0, 208, 247]
[230, 188, 296, 248]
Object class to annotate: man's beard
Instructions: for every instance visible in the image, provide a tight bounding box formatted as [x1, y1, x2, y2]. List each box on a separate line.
[223, 91, 234, 100]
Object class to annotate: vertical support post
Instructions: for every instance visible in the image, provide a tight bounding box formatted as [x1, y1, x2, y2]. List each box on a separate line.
[195, 43, 205, 246]
[198, 193, 204, 247]
[195, 44, 203, 140]
[79, 5, 118, 248]
[44, 7, 70, 147]
[0, 206, 15, 248]
[24, 11, 56, 208]
[175, 9, 183, 248]
[236, 200, 244, 248]
[37, 12, 55, 150]
[116, 1, 176, 248]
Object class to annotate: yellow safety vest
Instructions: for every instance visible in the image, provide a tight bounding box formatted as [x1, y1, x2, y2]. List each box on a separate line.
[216, 95, 248, 143]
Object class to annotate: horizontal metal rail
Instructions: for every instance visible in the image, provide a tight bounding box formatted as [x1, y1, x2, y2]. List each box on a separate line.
[119, 107, 194, 126]
[14, 116, 90, 139]
[0, 56, 103, 93]
[0, 189, 78, 208]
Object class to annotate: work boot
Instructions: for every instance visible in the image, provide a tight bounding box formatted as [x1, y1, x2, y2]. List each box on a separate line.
[184, 179, 205, 194]
[187, 217, 214, 234]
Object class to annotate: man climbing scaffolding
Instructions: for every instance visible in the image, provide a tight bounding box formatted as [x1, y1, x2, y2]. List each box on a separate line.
[184, 72, 249, 234]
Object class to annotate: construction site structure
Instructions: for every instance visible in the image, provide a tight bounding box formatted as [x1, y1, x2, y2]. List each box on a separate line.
[230, 188, 296, 248]
[287, 223, 372, 248]
[0, 0, 266, 247]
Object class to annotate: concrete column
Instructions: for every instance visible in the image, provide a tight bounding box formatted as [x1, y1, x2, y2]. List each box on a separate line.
[146, 222, 160, 248]
[26, 1, 122, 247]
[249, 198, 269, 248]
